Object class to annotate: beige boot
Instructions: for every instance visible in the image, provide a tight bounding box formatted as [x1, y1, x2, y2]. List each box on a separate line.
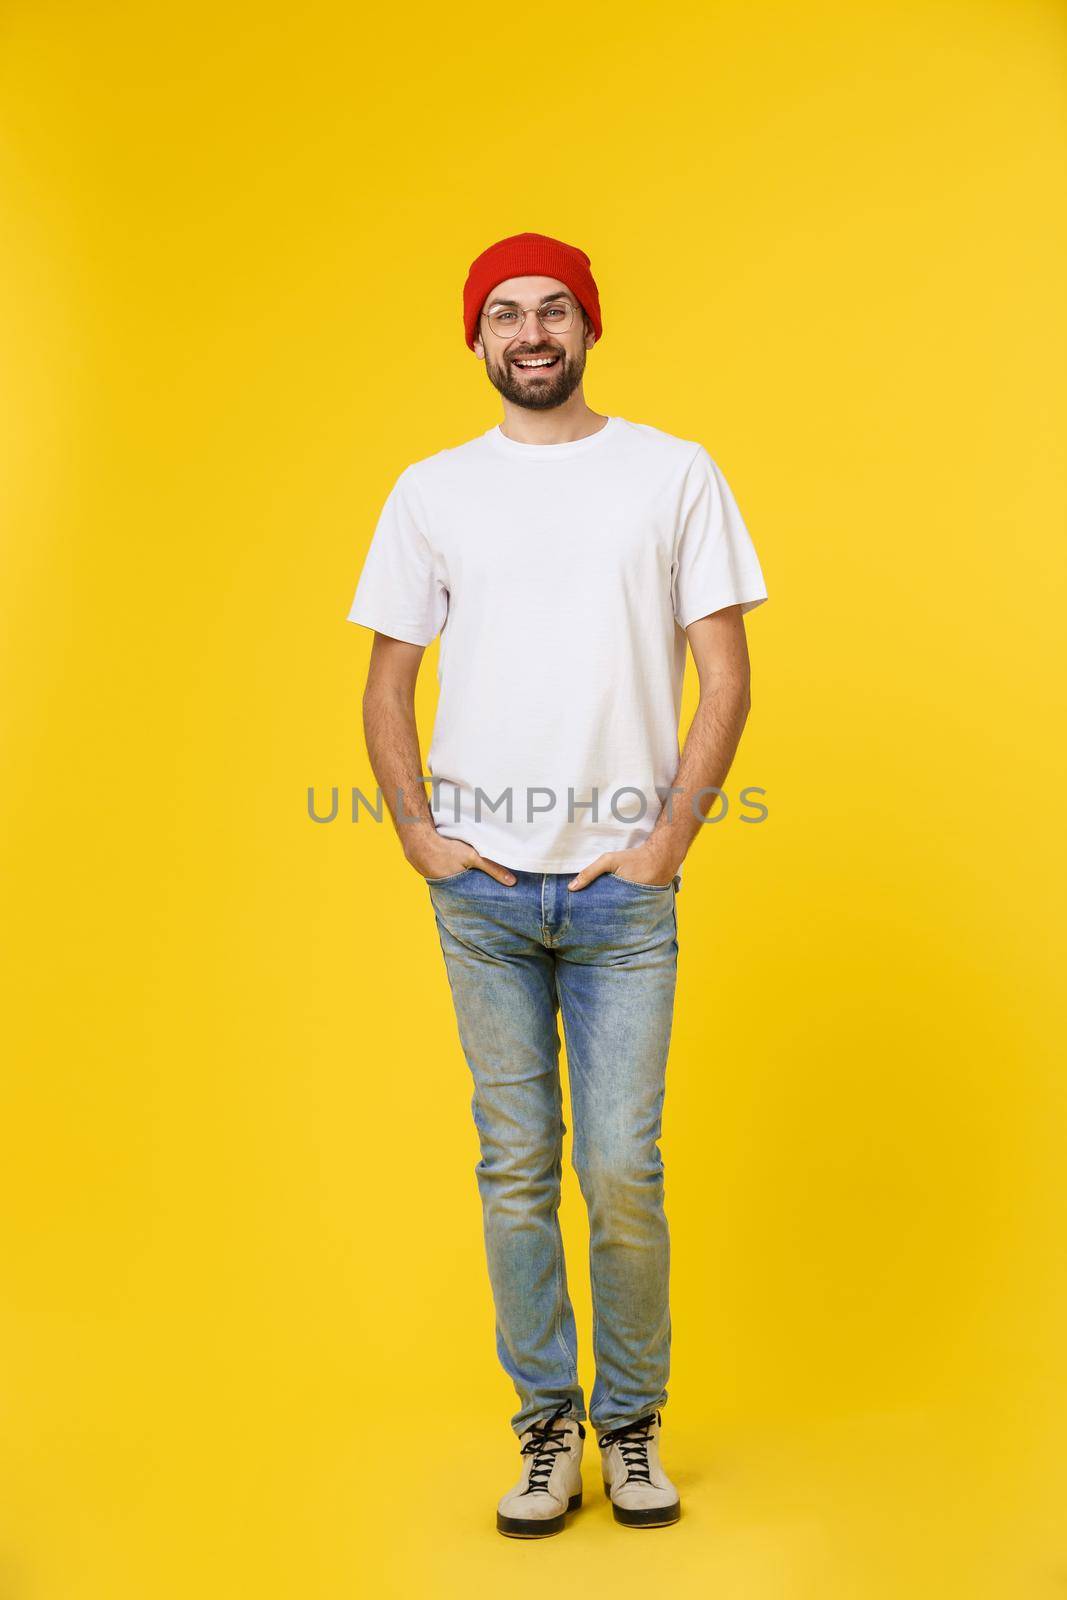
[496, 1400, 585, 1538]
[598, 1409, 681, 1526]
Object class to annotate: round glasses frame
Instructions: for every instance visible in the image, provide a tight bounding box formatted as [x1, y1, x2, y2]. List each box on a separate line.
[480, 297, 584, 339]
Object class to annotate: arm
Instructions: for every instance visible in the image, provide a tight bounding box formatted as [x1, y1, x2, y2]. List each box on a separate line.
[362, 632, 515, 884]
[567, 604, 752, 889]
[645, 603, 752, 869]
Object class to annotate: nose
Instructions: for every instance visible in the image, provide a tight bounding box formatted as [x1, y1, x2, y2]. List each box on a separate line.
[508, 308, 559, 353]
[508, 308, 549, 349]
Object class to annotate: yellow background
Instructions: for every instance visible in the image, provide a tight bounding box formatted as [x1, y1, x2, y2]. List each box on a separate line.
[2, 2, 1065, 1595]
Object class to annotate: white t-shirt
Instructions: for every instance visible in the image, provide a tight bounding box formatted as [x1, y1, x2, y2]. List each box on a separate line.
[346, 415, 768, 874]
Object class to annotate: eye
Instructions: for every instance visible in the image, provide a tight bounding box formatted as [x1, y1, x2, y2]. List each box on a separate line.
[541, 304, 568, 321]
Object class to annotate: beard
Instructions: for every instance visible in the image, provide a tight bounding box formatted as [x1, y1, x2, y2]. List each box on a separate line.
[485, 339, 587, 411]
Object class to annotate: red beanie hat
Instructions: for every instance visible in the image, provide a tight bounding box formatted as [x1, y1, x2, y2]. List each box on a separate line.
[463, 231, 602, 351]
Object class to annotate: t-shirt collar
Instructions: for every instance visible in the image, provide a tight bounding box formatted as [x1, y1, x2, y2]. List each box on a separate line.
[485, 415, 621, 460]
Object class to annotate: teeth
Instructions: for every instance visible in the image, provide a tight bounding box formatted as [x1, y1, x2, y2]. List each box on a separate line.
[515, 357, 557, 367]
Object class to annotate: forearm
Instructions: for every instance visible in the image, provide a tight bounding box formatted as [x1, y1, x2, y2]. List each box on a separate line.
[646, 676, 751, 869]
[361, 684, 436, 859]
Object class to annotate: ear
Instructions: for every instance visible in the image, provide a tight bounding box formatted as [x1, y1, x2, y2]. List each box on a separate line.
[471, 334, 487, 362]
[583, 311, 597, 351]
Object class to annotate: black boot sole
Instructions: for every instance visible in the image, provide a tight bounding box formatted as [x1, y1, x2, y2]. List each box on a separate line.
[497, 1489, 583, 1538]
[603, 1479, 681, 1526]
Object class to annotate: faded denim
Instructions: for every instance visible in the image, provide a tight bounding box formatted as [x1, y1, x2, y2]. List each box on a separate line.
[426, 865, 680, 1437]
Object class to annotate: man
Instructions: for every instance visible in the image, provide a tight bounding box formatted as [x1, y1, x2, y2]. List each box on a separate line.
[346, 232, 768, 1536]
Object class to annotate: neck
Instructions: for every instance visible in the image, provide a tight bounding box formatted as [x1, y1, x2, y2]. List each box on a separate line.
[497, 392, 610, 447]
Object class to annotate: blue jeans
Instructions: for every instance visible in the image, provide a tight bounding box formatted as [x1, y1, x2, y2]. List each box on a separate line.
[426, 865, 680, 1438]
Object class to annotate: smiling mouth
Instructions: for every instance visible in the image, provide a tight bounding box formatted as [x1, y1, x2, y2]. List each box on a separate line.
[512, 353, 561, 372]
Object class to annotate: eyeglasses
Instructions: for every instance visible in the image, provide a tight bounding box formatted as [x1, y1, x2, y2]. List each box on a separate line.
[480, 297, 581, 339]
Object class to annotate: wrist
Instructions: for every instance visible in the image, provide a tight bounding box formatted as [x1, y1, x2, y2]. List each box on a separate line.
[644, 834, 685, 875]
[399, 819, 436, 859]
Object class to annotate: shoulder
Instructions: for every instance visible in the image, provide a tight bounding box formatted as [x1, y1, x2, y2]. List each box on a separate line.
[614, 417, 710, 473]
[400, 430, 494, 494]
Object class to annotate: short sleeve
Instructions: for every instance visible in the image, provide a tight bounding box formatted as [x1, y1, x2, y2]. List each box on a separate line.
[671, 446, 769, 629]
[345, 466, 448, 646]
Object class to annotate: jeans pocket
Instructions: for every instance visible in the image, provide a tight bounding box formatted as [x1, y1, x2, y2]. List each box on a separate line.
[424, 866, 474, 886]
[609, 871, 678, 893]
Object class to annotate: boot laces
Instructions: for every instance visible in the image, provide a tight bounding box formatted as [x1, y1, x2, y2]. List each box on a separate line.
[597, 1410, 659, 1486]
[519, 1399, 585, 1497]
